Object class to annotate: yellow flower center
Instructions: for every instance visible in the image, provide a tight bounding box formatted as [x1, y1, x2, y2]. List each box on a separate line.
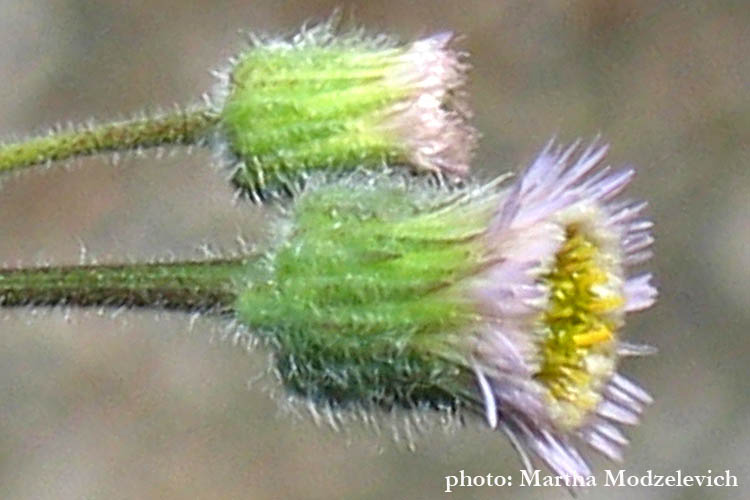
[535, 224, 625, 429]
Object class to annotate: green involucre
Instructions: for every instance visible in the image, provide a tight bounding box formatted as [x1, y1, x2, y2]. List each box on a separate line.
[236, 180, 495, 409]
[219, 34, 416, 194]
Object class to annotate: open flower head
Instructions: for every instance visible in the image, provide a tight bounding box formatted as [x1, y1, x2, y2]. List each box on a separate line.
[470, 140, 657, 478]
[237, 140, 656, 479]
[213, 17, 475, 197]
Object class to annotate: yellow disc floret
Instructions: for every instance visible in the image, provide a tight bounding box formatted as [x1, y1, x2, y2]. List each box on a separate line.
[535, 224, 625, 429]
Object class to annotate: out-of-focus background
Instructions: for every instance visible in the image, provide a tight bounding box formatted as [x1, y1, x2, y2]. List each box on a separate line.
[0, 1, 747, 499]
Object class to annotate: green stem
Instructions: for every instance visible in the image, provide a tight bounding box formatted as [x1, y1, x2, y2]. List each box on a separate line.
[0, 107, 219, 174]
[0, 258, 252, 312]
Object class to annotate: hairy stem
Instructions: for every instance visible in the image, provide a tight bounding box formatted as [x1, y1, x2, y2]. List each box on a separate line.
[0, 107, 219, 174]
[0, 258, 252, 312]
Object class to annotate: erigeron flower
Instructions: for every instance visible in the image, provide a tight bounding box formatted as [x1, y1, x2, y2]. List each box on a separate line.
[213, 18, 476, 196]
[470, 140, 657, 478]
[237, 139, 656, 479]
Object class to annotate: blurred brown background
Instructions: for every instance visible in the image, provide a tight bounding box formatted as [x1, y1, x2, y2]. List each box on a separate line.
[0, 1, 747, 499]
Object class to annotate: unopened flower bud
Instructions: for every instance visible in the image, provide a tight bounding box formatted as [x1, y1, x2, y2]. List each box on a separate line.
[214, 19, 476, 196]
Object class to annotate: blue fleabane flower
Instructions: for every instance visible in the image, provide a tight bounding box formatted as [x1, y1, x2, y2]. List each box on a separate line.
[469, 140, 656, 478]
[237, 139, 657, 479]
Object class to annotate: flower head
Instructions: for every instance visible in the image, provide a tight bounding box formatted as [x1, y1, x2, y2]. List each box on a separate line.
[237, 140, 656, 480]
[213, 18, 475, 197]
[470, 140, 657, 479]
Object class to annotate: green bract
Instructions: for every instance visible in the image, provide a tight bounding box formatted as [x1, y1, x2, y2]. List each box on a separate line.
[216, 22, 474, 197]
[236, 178, 495, 408]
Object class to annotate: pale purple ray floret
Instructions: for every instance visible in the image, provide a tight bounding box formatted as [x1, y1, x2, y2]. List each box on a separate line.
[468, 139, 657, 482]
